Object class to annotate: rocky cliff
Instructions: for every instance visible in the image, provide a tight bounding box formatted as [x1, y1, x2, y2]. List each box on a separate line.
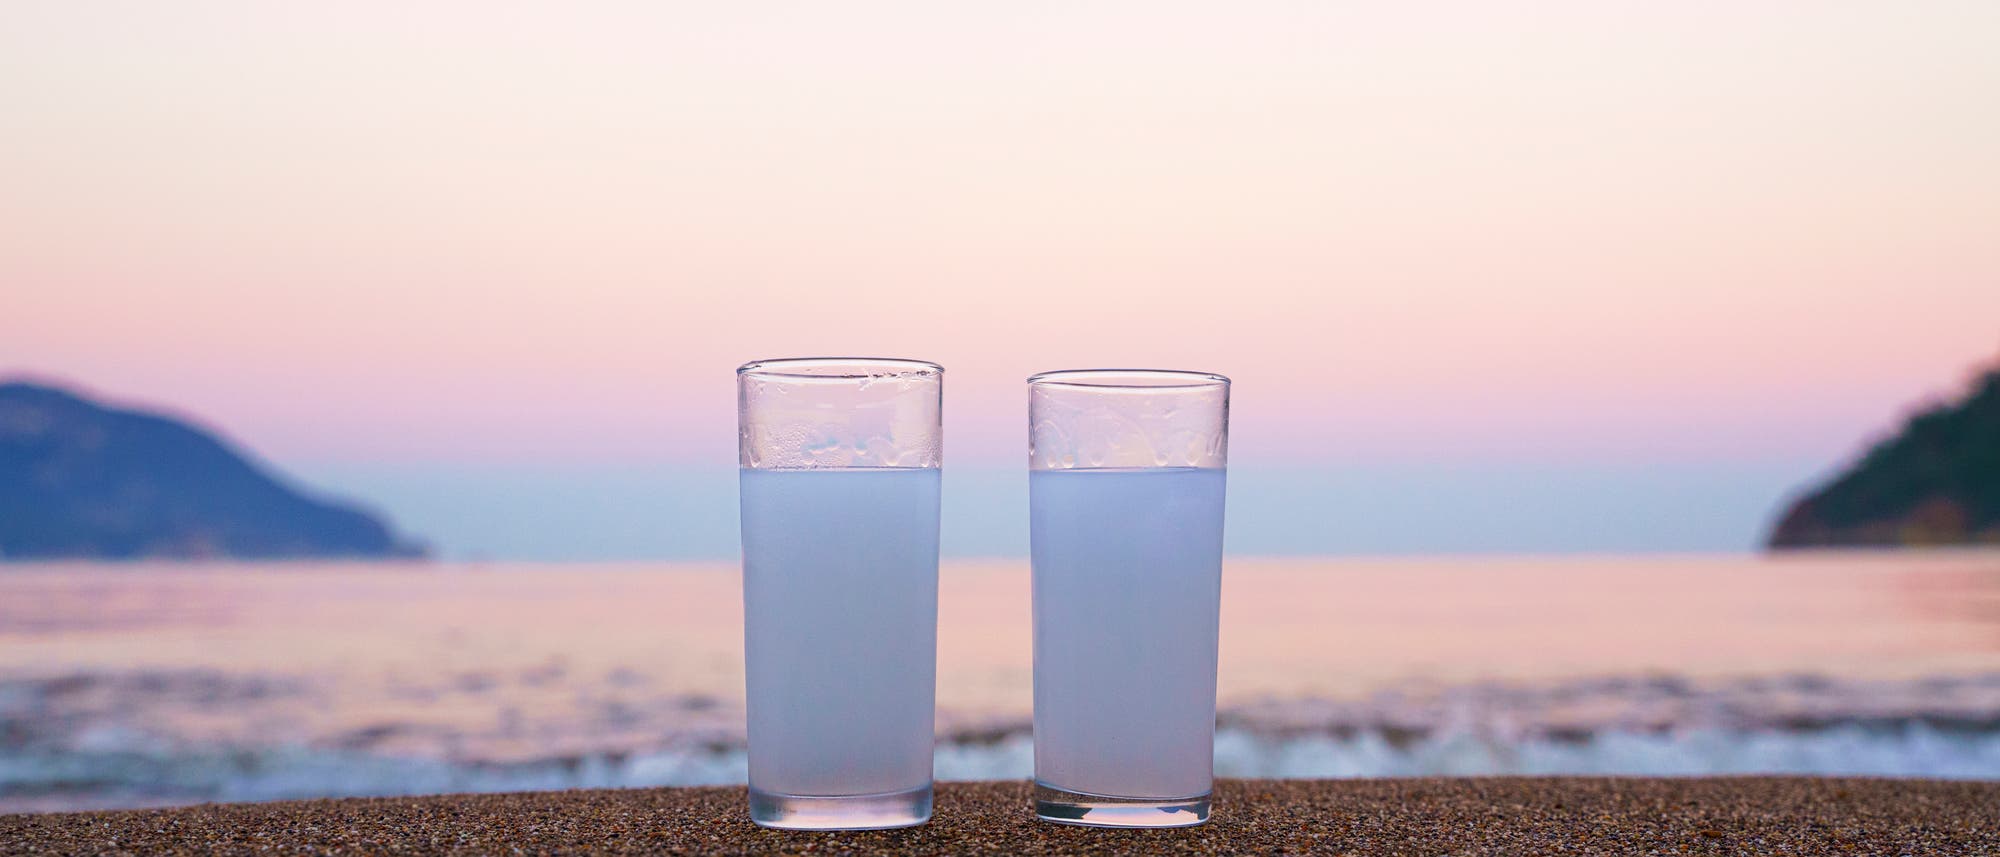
[0, 381, 424, 560]
[1769, 362, 2000, 549]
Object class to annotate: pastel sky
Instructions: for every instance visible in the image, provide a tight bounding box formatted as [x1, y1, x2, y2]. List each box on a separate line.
[3, 3, 1997, 557]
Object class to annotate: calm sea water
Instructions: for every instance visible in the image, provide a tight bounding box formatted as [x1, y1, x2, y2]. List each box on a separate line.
[2, 552, 1998, 812]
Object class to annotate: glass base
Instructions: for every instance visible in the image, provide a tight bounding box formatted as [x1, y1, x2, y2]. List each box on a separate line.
[1033, 782, 1211, 828]
[748, 785, 933, 830]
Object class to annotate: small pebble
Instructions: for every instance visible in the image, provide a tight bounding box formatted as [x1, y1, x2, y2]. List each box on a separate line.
[3, 778, 1994, 855]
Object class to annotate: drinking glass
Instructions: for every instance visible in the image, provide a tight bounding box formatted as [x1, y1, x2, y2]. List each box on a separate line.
[737, 357, 943, 829]
[1028, 369, 1230, 827]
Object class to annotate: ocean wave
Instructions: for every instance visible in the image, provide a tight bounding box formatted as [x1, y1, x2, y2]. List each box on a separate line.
[5, 672, 1999, 812]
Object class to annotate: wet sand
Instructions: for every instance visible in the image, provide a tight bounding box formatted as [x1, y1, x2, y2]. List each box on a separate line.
[5, 778, 1995, 855]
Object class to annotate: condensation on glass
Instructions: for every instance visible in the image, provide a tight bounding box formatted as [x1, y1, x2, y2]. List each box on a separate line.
[1028, 369, 1229, 472]
[739, 358, 943, 470]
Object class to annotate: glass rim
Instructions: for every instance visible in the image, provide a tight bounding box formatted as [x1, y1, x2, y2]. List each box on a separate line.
[1026, 368, 1230, 390]
[737, 357, 943, 380]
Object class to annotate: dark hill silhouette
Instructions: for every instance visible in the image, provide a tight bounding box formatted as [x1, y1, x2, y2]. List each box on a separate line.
[0, 380, 425, 560]
[1769, 360, 2000, 549]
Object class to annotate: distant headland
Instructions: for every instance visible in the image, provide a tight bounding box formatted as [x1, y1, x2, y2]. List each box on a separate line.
[0, 380, 425, 561]
[1770, 360, 2000, 549]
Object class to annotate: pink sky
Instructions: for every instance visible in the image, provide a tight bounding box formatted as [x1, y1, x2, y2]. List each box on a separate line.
[3, 2, 1997, 467]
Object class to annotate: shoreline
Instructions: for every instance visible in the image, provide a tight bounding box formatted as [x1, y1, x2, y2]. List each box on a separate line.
[6, 778, 1996, 855]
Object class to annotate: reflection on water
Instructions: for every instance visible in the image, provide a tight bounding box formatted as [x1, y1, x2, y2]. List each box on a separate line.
[1, 552, 1997, 811]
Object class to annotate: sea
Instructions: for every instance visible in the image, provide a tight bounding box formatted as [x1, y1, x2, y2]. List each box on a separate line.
[3, 552, 1998, 813]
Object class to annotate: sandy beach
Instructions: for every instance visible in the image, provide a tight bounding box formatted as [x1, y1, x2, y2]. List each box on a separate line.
[6, 777, 1995, 855]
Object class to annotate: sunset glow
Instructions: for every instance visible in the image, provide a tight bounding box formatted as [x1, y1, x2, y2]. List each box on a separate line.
[4, 2, 1996, 474]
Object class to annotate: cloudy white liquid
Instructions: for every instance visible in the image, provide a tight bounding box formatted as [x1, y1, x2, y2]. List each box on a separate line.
[740, 467, 940, 797]
[1031, 467, 1227, 799]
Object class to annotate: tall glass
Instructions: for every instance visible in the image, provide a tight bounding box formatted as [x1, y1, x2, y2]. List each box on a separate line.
[1028, 369, 1230, 828]
[737, 358, 943, 830]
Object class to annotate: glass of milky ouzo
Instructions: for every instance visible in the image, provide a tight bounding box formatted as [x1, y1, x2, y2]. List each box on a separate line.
[736, 358, 942, 829]
[1028, 369, 1229, 828]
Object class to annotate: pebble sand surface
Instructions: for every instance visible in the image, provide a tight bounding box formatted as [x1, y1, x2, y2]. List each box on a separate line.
[5, 778, 1997, 855]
